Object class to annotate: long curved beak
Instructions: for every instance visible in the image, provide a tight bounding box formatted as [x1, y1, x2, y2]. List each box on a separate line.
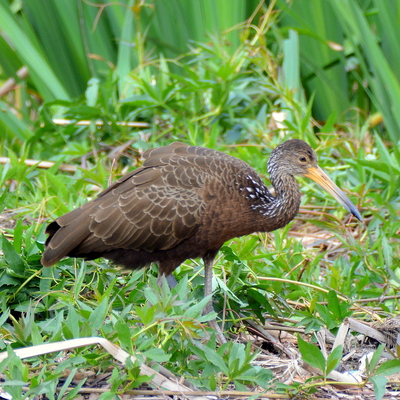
[304, 166, 362, 221]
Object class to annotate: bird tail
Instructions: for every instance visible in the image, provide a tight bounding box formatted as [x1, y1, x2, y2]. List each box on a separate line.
[41, 208, 91, 267]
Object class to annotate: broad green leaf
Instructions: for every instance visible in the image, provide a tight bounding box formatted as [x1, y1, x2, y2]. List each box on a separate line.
[142, 347, 171, 362]
[366, 344, 385, 374]
[1, 234, 25, 276]
[297, 335, 326, 373]
[89, 296, 110, 331]
[202, 344, 229, 374]
[374, 359, 400, 377]
[370, 375, 388, 400]
[12, 219, 22, 254]
[135, 304, 155, 326]
[73, 260, 87, 301]
[184, 294, 214, 320]
[115, 319, 133, 352]
[327, 290, 342, 320]
[326, 345, 342, 375]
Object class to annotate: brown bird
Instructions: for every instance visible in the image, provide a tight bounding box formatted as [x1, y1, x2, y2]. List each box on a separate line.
[41, 139, 361, 343]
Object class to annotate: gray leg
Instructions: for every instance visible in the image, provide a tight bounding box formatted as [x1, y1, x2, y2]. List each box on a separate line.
[204, 255, 226, 344]
[166, 274, 177, 288]
[157, 273, 177, 288]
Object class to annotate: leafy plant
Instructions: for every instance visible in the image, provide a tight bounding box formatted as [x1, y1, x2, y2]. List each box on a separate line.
[0, 0, 399, 397]
[365, 344, 400, 400]
[298, 336, 342, 379]
[188, 341, 272, 390]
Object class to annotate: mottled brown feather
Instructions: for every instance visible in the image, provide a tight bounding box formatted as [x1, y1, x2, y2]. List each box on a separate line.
[42, 143, 219, 268]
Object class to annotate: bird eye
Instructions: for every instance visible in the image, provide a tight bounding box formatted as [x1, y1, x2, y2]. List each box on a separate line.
[299, 156, 307, 163]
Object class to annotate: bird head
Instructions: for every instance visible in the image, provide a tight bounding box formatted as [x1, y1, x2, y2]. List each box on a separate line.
[268, 139, 362, 221]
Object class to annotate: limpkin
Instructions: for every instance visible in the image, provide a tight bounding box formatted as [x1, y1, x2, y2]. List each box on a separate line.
[41, 139, 361, 343]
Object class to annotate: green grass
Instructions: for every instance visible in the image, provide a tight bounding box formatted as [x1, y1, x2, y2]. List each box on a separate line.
[1, 1, 400, 398]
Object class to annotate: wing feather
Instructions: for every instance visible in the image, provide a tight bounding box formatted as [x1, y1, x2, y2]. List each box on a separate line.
[42, 141, 254, 266]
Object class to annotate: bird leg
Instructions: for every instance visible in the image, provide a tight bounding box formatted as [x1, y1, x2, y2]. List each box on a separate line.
[157, 272, 177, 288]
[203, 254, 227, 344]
[157, 258, 227, 344]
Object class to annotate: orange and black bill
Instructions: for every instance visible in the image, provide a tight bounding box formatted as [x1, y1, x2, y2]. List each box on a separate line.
[304, 166, 362, 221]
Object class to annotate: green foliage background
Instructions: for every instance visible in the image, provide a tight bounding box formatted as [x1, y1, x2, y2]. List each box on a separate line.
[0, 0, 399, 397]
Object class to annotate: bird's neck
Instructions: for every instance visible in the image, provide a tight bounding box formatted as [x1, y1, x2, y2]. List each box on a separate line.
[254, 174, 301, 232]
